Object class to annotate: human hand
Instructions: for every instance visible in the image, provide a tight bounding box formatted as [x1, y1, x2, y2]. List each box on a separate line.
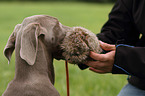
[85, 41, 116, 73]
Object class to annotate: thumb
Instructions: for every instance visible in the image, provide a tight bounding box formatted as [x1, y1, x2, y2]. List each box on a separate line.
[99, 41, 116, 51]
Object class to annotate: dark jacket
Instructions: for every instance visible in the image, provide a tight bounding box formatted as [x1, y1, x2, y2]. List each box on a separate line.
[97, 0, 145, 90]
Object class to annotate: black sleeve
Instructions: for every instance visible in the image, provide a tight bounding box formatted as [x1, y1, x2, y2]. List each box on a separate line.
[113, 45, 145, 79]
[97, 0, 145, 79]
[97, 0, 139, 45]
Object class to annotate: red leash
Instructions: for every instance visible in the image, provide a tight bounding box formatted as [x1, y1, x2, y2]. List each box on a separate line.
[65, 61, 70, 96]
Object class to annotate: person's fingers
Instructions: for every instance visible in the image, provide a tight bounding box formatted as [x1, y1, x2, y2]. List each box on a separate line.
[89, 67, 106, 74]
[99, 41, 116, 51]
[89, 50, 115, 61]
[85, 60, 100, 68]
[85, 60, 107, 70]
[89, 51, 110, 61]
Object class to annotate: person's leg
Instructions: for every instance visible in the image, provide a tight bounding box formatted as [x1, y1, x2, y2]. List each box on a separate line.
[118, 83, 145, 96]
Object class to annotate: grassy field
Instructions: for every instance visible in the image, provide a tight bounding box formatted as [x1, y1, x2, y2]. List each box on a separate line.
[0, 2, 127, 96]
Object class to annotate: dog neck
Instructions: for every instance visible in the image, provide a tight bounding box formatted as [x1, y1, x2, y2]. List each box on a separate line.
[14, 38, 55, 84]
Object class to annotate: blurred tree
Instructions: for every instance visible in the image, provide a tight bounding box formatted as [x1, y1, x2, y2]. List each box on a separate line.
[79, 0, 116, 3]
[0, 0, 116, 2]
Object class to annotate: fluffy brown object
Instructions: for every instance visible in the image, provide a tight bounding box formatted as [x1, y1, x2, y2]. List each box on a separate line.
[61, 27, 102, 64]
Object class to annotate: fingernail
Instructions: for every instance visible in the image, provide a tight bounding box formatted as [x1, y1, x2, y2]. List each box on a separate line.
[89, 51, 94, 55]
[99, 41, 104, 45]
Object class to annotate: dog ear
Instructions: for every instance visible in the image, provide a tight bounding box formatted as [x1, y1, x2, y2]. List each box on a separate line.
[20, 23, 47, 65]
[4, 24, 21, 64]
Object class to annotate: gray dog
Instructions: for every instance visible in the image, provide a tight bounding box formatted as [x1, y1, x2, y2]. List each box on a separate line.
[3, 15, 71, 96]
[3, 15, 102, 96]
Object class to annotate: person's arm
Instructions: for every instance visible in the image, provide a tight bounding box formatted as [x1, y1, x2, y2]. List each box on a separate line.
[86, 0, 145, 79]
[97, 0, 139, 45]
[113, 45, 145, 79]
[86, 42, 145, 79]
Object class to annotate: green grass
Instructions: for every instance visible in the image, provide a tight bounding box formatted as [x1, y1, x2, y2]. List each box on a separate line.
[0, 2, 127, 96]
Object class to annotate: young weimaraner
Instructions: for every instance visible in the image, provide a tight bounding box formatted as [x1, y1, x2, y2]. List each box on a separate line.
[3, 15, 72, 96]
[3, 15, 101, 96]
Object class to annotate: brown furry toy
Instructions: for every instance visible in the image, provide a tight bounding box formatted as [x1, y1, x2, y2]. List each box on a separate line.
[61, 27, 103, 65]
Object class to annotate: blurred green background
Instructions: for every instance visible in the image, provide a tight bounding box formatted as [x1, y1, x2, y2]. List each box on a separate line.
[0, 1, 127, 96]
